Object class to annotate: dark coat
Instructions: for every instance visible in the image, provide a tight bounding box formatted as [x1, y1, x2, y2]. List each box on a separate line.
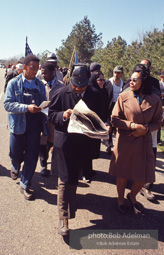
[88, 73, 113, 122]
[4, 71, 18, 92]
[88, 73, 113, 158]
[109, 90, 162, 183]
[48, 84, 105, 184]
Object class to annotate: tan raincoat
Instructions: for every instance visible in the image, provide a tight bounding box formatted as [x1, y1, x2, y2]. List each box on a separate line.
[109, 90, 162, 183]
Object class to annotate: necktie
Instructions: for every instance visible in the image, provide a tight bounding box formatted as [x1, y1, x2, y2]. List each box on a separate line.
[78, 94, 82, 100]
[49, 81, 52, 88]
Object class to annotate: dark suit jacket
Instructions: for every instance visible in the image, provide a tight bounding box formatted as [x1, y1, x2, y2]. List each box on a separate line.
[4, 71, 18, 92]
[48, 84, 105, 184]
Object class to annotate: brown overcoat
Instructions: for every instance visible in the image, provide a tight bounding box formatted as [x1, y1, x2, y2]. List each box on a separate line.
[109, 90, 162, 183]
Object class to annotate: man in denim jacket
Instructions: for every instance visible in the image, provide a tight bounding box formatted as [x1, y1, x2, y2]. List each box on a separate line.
[4, 55, 47, 200]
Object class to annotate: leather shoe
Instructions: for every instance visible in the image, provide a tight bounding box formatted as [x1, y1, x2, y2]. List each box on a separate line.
[127, 193, 141, 214]
[20, 187, 33, 200]
[10, 169, 18, 180]
[40, 168, 50, 177]
[58, 219, 69, 236]
[140, 188, 155, 201]
[117, 204, 126, 214]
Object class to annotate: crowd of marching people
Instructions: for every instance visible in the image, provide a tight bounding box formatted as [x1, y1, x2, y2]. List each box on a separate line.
[3, 52, 164, 236]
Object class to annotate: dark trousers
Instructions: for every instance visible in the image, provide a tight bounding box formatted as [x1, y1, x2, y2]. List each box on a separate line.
[58, 178, 77, 219]
[39, 142, 53, 168]
[143, 147, 157, 191]
[57, 161, 90, 219]
[9, 128, 41, 189]
[157, 129, 161, 143]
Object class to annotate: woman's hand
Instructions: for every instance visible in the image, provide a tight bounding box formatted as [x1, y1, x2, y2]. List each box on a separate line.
[129, 123, 148, 137]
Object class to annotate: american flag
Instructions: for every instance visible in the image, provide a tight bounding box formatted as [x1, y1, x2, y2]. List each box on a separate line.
[25, 37, 33, 56]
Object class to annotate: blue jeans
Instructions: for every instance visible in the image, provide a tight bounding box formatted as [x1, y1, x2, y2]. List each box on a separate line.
[9, 113, 42, 189]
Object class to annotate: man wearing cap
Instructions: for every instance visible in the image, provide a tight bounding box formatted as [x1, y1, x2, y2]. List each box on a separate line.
[46, 52, 63, 82]
[36, 52, 63, 82]
[4, 63, 23, 92]
[48, 64, 105, 236]
[107, 65, 124, 153]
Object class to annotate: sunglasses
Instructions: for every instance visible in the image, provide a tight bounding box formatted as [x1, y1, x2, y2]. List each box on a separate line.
[97, 78, 105, 82]
[129, 78, 141, 82]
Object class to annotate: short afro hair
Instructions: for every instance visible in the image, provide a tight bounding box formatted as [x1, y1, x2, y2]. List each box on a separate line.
[23, 55, 40, 66]
[41, 63, 55, 72]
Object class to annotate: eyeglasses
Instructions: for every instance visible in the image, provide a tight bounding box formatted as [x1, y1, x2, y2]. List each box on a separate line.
[129, 78, 141, 82]
[97, 78, 105, 82]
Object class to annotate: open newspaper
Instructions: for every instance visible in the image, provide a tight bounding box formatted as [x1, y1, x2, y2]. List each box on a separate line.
[67, 99, 109, 140]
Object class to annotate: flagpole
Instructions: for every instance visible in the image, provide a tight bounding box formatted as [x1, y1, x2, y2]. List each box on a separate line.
[68, 46, 76, 71]
[64, 46, 76, 84]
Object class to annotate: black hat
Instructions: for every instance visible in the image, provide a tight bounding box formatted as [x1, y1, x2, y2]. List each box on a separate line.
[90, 62, 101, 72]
[70, 64, 90, 87]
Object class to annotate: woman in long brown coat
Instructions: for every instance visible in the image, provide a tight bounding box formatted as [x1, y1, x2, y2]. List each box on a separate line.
[109, 64, 162, 214]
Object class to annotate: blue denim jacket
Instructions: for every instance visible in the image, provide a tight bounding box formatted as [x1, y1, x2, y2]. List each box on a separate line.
[4, 74, 47, 134]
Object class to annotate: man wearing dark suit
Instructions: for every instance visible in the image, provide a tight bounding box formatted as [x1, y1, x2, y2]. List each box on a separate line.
[39, 63, 64, 177]
[48, 64, 106, 236]
[139, 59, 160, 201]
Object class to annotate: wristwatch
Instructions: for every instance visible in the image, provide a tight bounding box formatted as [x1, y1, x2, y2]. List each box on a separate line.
[131, 123, 135, 130]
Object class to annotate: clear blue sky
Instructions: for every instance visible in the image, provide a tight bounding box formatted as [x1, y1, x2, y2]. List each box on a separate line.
[0, 0, 163, 59]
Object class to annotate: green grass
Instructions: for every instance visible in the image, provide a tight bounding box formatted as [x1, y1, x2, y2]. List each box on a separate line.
[157, 127, 164, 152]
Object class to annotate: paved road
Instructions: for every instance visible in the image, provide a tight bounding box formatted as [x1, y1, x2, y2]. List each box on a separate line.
[0, 68, 164, 255]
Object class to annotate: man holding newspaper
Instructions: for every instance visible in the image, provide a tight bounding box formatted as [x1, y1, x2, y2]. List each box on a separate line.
[48, 64, 109, 236]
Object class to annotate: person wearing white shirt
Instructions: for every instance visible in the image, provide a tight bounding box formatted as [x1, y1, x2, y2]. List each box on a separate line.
[107, 65, 124, 154]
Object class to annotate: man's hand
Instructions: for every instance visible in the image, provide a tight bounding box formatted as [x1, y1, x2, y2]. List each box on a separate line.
[27, 104, 41, 113]
[63, 109, 73, 119]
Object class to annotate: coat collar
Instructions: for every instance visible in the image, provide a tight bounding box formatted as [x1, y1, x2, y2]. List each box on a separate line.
[121, 90, 159, 112]
[66, 84, 79, 102]
[120, 90, 160, 124]
[66, 84, 88, 100]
